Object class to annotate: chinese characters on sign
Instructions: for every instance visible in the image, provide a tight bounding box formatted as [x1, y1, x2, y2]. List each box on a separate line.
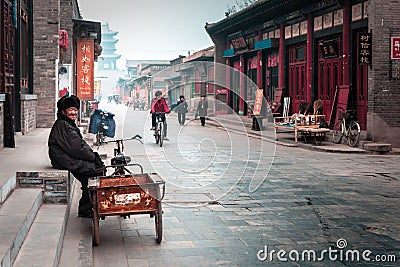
[358, 32, 372, 65]
[253, 89, 264, 115]
[320, 40, 338, 59]
[59, 30, 68, 49]
[228, 31, 248, 52]
[391, 37, 400, 59]
[77, 39, 94, 100]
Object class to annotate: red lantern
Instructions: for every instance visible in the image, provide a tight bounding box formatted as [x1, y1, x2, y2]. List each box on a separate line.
[59, 30, 68, 50]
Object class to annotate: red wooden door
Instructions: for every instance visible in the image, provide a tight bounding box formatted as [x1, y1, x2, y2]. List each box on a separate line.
[288, 43, 307, 114]
[317, 36, 342, 117]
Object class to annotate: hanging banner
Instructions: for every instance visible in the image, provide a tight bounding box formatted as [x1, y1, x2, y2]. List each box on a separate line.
[77, 39, 94, 100]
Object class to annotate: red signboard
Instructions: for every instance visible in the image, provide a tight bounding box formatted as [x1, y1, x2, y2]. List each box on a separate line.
[77, 39, 94, 100]
[391, 37, 400, 59]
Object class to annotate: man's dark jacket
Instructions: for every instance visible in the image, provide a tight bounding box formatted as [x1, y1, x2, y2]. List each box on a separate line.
[48, 113, 100, 175]
[176, 100, 188, 114]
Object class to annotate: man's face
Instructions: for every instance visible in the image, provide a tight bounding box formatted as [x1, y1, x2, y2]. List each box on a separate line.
[62, 107, 78, 121]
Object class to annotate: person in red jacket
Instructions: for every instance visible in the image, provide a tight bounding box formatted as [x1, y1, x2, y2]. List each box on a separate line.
[150, 91, 170, 140]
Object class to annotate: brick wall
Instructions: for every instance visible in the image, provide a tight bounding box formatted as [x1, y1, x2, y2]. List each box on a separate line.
[60, 0, 75, 64]
[368, 0, 400, 146]
[20, 94, 38, 135]
[33, 0, 60, 128]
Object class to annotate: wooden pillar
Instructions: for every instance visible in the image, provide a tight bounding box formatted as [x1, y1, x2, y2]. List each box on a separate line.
[306, 14, 313, 103]
[278, 23, 285, 88]
[239, 54, 245, 115]
[342, 0, 350, 85]
[257, 50, 262, 88]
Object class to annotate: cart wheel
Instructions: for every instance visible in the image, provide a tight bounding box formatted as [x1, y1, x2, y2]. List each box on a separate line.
[155, 201, 163, 244]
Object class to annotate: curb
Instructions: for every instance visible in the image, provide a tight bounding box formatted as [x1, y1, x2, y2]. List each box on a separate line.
[207, 118, 372, 154]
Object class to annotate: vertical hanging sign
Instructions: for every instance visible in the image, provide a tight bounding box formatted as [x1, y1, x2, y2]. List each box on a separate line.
[358, 32, 372, 65]
[13, 0, 18, 29]
[77, 39, 94, 100]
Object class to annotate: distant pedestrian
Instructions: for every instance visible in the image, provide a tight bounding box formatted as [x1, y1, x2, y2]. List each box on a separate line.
[176, 95, 188, 125]
[196, 96, 208, 126]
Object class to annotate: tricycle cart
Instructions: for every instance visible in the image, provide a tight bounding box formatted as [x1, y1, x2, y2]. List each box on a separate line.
[88, 135, 165, 246]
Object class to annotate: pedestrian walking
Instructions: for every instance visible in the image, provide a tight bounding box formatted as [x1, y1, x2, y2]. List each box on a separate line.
[48, 95, 105, 218]
[176, 95, 188, 125]
[196, 96, 208, 126]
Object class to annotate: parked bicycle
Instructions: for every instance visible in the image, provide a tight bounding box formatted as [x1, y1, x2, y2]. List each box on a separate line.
[153, 112, 166, 147]
[332, 109, 361, 147]
[89, 110, 115, 147]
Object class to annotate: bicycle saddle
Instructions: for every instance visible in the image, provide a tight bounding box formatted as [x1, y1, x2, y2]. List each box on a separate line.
[111, 154, 131, 165]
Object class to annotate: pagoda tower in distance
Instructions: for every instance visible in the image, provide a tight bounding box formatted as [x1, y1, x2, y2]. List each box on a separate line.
[98, 22, 121, 70]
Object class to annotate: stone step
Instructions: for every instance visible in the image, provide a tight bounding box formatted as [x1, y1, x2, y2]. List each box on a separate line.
[58, 180, 93, 267]
[13, 204, 68, 267]
[363, 142, 392, 153]
[0, 188, 42, 267]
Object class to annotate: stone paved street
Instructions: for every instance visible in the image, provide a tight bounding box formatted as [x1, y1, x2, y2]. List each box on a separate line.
[91, 105, 400, 267]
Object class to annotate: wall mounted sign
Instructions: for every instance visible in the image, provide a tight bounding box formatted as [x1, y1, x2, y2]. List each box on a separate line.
[77, 39, 94, 100]
[228, 31, 248, 52]
[320, 39, 338, 59]
[391, 37, 400, 60]
[358, 32, 372, 65]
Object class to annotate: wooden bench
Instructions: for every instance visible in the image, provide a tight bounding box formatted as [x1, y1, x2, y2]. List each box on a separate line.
[274, 114, 327, 143]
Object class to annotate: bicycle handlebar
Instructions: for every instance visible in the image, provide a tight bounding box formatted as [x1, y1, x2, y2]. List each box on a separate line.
[103, 134, 143, 144]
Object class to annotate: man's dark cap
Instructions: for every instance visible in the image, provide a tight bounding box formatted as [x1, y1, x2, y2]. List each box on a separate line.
[57, 95, 80, 111]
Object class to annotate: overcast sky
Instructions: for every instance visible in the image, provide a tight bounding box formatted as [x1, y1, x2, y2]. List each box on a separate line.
[77, 0, 239, 69]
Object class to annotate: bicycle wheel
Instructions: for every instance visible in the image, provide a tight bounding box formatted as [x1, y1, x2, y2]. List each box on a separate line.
[347, 121, 360, 147]
[155, 125, 160, 144]
[158, 122, 164, 147]
[332, 121, 343, 144]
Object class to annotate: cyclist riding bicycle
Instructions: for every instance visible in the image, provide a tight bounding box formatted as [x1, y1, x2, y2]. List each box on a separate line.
[150, 91, 170, 141]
